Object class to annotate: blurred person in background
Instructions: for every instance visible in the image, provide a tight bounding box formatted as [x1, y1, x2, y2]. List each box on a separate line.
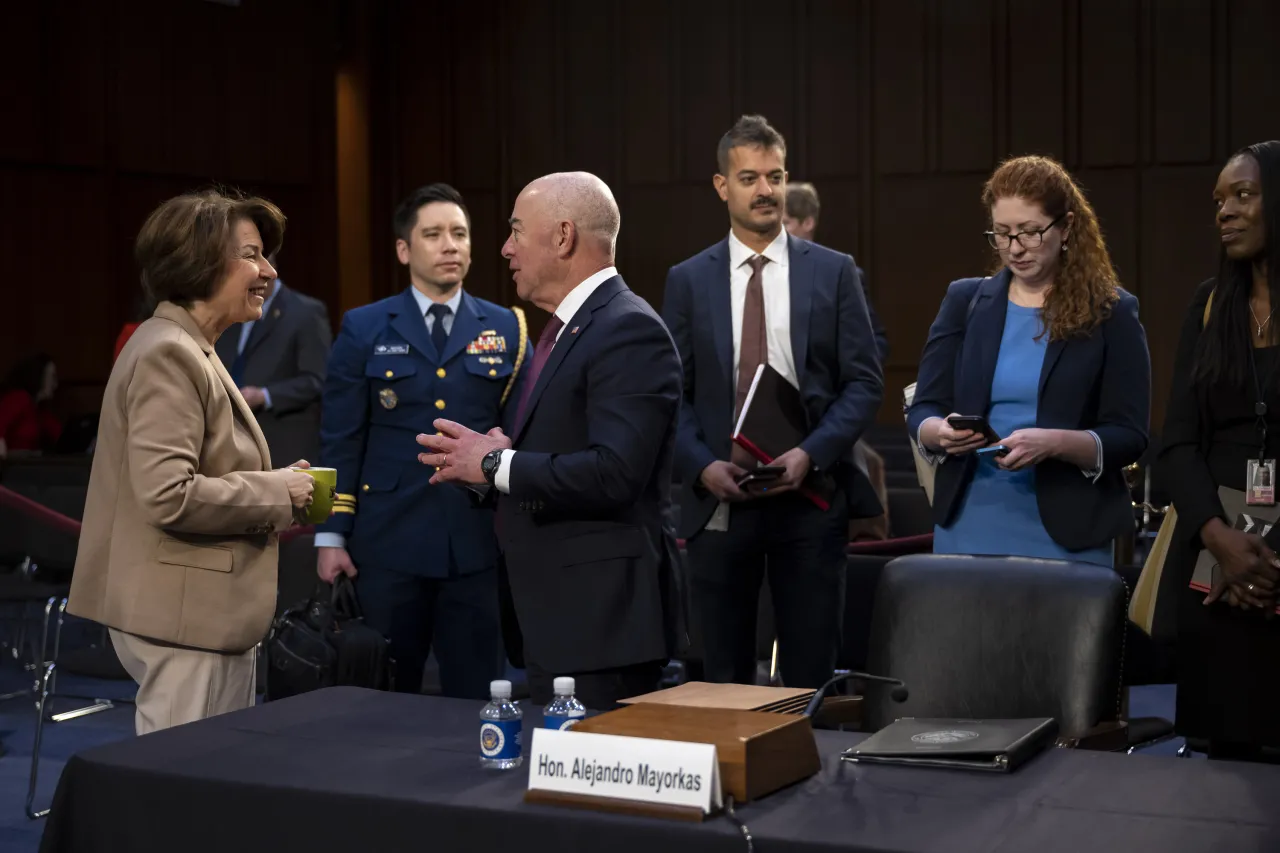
[0, 353, 62, 457]
[785, 181, 891, 540]
[68, 190, 316, 734]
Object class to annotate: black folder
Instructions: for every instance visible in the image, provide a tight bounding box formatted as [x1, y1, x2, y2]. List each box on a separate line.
[840, 717, 1058, 772]
[731, 363, 834, 509]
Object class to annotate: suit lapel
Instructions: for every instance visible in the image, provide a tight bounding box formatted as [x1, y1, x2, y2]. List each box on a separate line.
[242, 283, 288, 359]
[1039, 338, 1068, 399]
[209, 349, 273, 468]
[513, 276, 624, 443]
[968, 271, 1010, 414]
[155, 302, 272, 470]
[390, 288, 439, 363]
[708, 240, 734, 392]
[787, 235, 813, 381]
[439, 292, 485, 365]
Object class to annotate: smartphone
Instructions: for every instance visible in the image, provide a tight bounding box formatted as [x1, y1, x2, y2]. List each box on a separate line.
[946, 415, 1001, 445]
[976, 444, 1011, 459]
[736, 466, 785, 487]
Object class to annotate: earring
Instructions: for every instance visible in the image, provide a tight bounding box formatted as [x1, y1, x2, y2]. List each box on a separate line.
[1061, 242, 1068, 254]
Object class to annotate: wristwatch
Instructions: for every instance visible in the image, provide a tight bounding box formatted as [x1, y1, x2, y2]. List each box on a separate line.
[481, 449, 504, 486]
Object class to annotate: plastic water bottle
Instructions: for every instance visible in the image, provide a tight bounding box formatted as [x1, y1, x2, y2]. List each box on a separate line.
[479, 679, 523, 770]
[543, 676, 587, 730]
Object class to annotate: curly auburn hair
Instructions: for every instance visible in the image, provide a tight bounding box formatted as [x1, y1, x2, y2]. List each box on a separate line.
[981, 155, 1120, 341]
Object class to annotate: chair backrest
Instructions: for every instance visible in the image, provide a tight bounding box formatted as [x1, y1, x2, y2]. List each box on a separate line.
[864, 554, 1126, 738]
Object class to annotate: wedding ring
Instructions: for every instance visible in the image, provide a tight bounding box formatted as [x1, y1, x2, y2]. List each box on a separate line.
[1248, 583, 1257, 593]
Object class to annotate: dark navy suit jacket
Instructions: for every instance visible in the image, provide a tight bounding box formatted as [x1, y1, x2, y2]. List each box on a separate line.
[663, 234, 885, 537]
[495, 275, 685, 674]
[318, 288, 531, 579]
[907, 268, 1151, 551]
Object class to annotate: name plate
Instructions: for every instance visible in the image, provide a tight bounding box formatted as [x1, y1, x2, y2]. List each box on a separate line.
[527, 727, 723, 814]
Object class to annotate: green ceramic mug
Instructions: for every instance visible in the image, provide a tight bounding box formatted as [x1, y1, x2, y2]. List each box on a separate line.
[292, 466, 336, 525]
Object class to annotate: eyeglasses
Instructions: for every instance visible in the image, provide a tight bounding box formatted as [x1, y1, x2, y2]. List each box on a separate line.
[984, 214, 1064, 250]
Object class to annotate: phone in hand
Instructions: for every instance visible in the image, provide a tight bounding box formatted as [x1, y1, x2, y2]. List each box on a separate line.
[946, 415, 1001, 445]
[976, 444, 1011, 460]
[736, 466, 785, 488]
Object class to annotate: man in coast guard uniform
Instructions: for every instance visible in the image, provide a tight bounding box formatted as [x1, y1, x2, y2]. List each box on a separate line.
[315, 184, 531, 698]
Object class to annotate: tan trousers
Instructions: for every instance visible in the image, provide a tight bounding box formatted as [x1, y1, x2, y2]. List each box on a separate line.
[109, 628, 256, 735]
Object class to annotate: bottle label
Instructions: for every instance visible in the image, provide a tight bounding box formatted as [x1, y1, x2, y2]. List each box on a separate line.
[544, 712, 586, 731]
[480, 719, 523, 760]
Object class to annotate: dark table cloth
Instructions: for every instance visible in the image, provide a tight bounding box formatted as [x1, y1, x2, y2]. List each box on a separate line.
[40, 687, 1280, 853]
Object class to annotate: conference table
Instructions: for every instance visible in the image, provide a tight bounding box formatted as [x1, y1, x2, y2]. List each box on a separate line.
[39, 687, 1280, 853]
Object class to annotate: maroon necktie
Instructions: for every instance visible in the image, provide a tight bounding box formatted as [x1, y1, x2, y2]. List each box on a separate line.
[514, 315, 565, 429]
[731, 255, 768, 468]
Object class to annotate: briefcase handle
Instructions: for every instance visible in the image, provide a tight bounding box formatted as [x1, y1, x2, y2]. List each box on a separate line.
[330, 574, 365, 621]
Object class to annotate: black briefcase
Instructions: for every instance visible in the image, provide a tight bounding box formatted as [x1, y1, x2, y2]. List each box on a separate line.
[264, 576, 395, 700]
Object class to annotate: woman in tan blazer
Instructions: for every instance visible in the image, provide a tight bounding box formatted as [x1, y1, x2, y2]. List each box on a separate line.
[68, 190, 316, 734]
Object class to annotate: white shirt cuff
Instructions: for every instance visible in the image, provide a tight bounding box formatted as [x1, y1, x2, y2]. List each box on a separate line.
[262, 388, 273, 411]
[915, 417, 947, 465]
[314, 532, 346, 548]
[1081, 430, 1104, 482]
[495, 449, 515, 494]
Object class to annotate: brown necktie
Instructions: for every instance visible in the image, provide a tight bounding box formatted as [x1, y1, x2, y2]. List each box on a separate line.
[732, 255, 768, 467]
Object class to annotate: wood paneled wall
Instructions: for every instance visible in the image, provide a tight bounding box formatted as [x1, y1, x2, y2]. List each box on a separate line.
[0, 0, 339, 415]
[371, 0, 1280, 423]
[6, 0, 1279, 427]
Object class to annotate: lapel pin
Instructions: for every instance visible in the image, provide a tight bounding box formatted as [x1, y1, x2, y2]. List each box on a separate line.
[570, 326, 579, 334]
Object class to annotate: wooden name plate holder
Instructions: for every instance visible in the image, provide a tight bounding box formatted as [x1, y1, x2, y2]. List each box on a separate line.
[524, 682, 852, 821]
[571, 703, 818, 803]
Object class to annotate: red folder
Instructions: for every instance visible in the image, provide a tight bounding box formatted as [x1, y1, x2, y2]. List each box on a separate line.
[731, 364, 834, 511]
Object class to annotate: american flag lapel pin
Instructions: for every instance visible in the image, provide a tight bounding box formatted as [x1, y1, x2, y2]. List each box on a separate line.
[570, 326, 579, 334]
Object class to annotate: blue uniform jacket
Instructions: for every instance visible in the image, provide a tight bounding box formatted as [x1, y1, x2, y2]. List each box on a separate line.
[319, 288, 532, 578]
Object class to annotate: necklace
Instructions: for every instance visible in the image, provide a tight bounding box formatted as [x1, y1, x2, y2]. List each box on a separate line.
[1250, 301, 1275, 340]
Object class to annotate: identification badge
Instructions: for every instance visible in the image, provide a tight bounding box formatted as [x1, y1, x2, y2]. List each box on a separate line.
[1247, 458, 1276, 506]
[374, 343, 410, 355]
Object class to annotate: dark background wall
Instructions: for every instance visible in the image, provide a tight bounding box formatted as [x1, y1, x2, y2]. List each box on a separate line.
[4, 0, 1279, 426]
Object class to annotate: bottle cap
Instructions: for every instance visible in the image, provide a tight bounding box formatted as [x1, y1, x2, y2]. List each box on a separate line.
[553, 677, 575, 695]
[490, 679, 512, 699]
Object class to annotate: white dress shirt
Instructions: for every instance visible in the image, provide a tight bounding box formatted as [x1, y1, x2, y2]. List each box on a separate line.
[706, 231, 798, 531]
[494, 266, 619, 494]
[315, 285, 467, 550]
[728, 229, 798, 391]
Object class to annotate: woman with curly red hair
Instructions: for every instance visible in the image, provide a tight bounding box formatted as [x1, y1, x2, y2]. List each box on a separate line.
[908, 155, 1151, 564]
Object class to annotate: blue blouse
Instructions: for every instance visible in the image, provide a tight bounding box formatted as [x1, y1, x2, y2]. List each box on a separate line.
[933, 303, 1113, 567]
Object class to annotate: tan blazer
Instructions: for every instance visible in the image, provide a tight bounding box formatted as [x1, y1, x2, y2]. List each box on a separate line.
[68, 302, 295, 653]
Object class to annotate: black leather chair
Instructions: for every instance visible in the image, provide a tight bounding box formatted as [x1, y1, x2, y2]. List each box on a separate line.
[863, 554, 1128, 748]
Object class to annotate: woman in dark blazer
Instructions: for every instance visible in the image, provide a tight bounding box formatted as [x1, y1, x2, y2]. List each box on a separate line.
[1159, 140, 1280, 761]
[908, 155, 1150, 565]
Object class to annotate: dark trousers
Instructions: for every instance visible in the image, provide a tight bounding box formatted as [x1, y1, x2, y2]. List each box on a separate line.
[526, 659, 664, 711]
[356, 565, 502, 699]
[686, 490, 847, 689]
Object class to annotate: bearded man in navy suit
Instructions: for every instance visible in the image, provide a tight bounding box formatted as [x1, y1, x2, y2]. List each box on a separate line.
[663, 115, 884, 689]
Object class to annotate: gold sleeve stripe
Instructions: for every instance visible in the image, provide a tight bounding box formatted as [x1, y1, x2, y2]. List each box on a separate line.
[331, 505, 356, 514]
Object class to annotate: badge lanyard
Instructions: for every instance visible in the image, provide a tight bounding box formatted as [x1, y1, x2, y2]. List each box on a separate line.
[1245, 343, 1279, 506]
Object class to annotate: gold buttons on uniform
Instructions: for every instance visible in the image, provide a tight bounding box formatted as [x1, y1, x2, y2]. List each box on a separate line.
[385, 370, 394, 378]
[362, 484, 370, 492]
[489, 369, 497, 376]
[436, 368, 446, 378]
[435, 400, 446, 410]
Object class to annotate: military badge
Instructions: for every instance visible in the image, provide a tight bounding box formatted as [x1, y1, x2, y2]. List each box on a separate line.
[379, 388, 398, 410]
[466, 331, 508, 355]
